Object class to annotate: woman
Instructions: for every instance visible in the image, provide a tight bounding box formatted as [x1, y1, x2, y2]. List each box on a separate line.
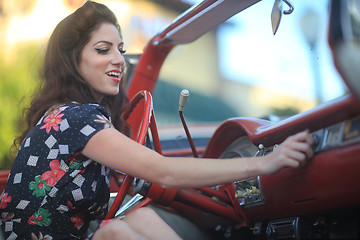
[0, 1, 313, 239]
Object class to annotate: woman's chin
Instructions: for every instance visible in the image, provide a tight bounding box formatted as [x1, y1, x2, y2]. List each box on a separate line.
[107, 89, 120, 96]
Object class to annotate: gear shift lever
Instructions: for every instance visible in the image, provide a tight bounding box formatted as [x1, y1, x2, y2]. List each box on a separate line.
[179, 89, 198, 158]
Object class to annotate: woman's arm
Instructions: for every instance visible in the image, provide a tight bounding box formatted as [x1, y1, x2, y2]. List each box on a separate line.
[82, 128, 313, 189]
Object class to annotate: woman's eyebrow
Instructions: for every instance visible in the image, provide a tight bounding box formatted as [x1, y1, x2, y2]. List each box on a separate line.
[92, 40, 124, 47]
[92, 40, 113, 46]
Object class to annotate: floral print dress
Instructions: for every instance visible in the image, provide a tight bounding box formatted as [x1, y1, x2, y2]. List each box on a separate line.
[0, 103, 114, 239]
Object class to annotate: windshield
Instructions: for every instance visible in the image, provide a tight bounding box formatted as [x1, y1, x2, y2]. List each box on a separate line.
[153, 0, 347, 126]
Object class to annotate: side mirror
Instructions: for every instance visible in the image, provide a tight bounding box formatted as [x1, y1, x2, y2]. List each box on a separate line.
[328, 0, 360, 100]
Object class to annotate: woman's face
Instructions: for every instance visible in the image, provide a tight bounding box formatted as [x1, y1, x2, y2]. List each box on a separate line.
[79, 23, 126, 98]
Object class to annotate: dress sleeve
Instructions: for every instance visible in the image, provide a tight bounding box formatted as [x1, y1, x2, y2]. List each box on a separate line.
[45, 103, 113, 156]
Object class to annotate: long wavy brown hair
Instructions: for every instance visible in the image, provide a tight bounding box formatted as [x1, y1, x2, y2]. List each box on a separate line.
[15, 1, 129, 148]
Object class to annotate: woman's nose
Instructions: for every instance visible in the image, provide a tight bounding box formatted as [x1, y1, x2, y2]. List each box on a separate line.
[112, 50, 125, 66]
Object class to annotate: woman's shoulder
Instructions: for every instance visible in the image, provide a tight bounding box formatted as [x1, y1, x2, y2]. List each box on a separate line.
[42, 102, 108, 115]
[57, 102, 110, 118]
[34, 102, 113, 140]
[65, 102, 107, 111]
[37, 102, 111, 129]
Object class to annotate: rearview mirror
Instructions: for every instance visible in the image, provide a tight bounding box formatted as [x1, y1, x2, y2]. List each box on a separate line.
[271, 0, 294, 35]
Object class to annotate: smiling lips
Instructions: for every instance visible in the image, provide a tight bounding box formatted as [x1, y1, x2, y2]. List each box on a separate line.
[106, 70, 121, 83]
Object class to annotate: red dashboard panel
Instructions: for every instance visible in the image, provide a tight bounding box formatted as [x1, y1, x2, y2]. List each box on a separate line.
[244, 142, 360, 222]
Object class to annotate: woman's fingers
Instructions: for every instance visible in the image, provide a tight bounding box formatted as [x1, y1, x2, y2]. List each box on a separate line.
[289, 129, 314, 146]
[261, 130, 315, 175]
[286, 141, 314, 159]
[285, 147, 307, 166]
[278, 130, 314, 167]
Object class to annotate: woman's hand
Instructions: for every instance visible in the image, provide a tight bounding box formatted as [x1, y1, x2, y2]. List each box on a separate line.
[260, 130, 314, 175]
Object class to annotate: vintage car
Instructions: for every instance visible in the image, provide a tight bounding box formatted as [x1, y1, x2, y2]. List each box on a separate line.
[1, 0, 360, 239]
[107, 0, 360, 239]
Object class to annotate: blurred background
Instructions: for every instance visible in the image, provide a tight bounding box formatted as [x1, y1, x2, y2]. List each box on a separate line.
[0, 0, 347, 168]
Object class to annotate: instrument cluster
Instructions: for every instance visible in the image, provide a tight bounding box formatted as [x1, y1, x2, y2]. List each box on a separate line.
[312, 116, 360, 153]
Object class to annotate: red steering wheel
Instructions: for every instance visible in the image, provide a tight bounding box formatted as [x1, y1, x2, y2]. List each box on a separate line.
[105, 90, 162, 219]
[105, 91, 246, 225]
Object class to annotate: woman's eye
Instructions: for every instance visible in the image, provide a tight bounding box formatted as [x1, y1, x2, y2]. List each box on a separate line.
[95, 48, 110, 54]
[119, 49, 126, 55]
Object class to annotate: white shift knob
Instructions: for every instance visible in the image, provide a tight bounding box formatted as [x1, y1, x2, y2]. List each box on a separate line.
[179, 89, 189, 111]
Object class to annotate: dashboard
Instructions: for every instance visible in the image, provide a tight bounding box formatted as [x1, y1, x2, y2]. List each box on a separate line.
[219, 116, 360, 210]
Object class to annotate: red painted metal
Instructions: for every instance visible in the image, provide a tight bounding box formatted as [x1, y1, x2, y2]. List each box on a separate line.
[122, 91, 153, 143]
[174, 188, 243, 223]
[127, 42, 174, 100]
[142, 184, 178, 206]
[149, 113, 163, 155]
[179, 111, 199, 158]
[243, 142, 360, 222]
